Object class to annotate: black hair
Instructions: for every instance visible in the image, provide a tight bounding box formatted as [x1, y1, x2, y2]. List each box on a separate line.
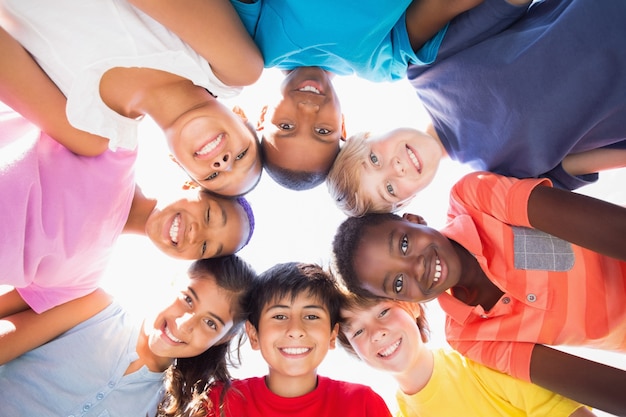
[246, 262, 345, 330]
[331, 212, 403, 298]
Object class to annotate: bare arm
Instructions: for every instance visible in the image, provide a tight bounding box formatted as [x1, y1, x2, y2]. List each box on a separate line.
[405, 0, 484, 51]
[127, 0, 263, 87]
[569, 407, 596, 417]
[530, 344, 626, 416]
[0, 27, 108, 156]
[0, 287, 29, 319]
[527, 184, 626, 262]
[562, 148, 626, 177]
[0, 288, 113, 365]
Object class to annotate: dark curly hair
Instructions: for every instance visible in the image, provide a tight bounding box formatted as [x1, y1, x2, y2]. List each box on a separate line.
[331, 212, 403, 298]
[157, 255, 256, 417]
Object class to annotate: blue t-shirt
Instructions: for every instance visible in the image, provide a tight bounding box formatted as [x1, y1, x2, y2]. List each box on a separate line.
[408, 0, 626, 189]
[231, 0, 447, 82]
[0, 303, 164, 416]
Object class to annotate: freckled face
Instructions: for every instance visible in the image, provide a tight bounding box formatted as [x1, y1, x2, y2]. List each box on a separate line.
[147, 276, 235, 359]
[166, 101, 262, 196]
[359, 128, 443, 211]
[145, 189, 250, 260]
[341, 301, 423, 373]
[353, 218, 461, 302]
[260, 67, 343, 175]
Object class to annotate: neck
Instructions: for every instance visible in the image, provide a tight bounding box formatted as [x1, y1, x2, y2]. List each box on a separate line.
[450, 240, 503, 310]
[265, 372, 318, 398]
[123, 185, 157, 235]
[393, 348, 434, 396]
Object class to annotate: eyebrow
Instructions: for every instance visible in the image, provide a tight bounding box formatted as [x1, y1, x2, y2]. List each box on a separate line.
[265, 303, 327, 312]
[188, 286, 226, 327]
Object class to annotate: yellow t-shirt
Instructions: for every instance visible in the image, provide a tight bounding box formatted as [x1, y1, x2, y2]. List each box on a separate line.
[396, 349, 586, 417]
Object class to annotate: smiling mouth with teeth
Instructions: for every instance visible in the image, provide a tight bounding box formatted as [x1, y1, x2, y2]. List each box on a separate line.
[169, 214, 181, 245]
[298, 85, 321, 94]
[195, 133, 224, 157]
[377, 339, 401, 358]
[406, 146, 422, 174]
[164, 323, 183, 344]
[433, 256, 442, 283]
[280, 347, 311, 355]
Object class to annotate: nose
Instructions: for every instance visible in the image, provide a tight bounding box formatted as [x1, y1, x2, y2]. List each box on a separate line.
[212, 152, 232, 170]
[392, 157, 405, 176]
[372, 328, 387, 343]
[176, 312, 195, 333]
[287, 321, 305, 339]
[298, 101, 320, 113]
[187, 221, 206, 245]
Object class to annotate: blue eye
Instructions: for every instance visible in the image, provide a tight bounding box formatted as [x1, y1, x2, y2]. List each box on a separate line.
[386, 183, 395, 196]
[369, 153, 379, 165]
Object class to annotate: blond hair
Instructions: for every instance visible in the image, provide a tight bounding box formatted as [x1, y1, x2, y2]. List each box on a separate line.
[326, 132, 395, 217]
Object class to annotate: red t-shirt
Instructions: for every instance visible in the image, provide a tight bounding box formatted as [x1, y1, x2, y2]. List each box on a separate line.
[205, 375, 391, 417]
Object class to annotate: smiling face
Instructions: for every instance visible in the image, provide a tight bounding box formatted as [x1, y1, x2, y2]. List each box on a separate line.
[341, 300, 425, 374]
[246, 292, 338, 395]
[353, 216, 462, 302]
[259, 67, 344, 175]
[359, 128, 443, 211]
[147, 275, 235, 360]
[165, 100, 262, 196]
[146, 189, 250, 260]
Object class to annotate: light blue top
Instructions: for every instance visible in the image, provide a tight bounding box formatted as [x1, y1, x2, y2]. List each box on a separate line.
[231, 0, 447, 82]
[0, 302, 165, 417]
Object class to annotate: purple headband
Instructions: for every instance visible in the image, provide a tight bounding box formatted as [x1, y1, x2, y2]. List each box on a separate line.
[236, 196, 255, 250]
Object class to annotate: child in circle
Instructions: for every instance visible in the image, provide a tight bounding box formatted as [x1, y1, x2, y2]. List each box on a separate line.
[0, 255, 256, 417]
[0, 0, 264, 196]
[0, 110, 254, 344]
[327, 0, 626, 216]
[221, 0, 484, 190]
[339, 294, 595, 417]
[205, 262, 392, 417]
[331, 171, 626, 415]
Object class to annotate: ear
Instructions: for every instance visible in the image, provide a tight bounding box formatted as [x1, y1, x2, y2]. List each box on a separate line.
[256, 105, 268, 131]
[328, 323, 339, 350]
[232, 105, 248, 122]
[169, 154, 182, 168]
[340, 114, 347, 141]
[402, 213, 428, 226]
[245, 321, 261, 351]
[181, 180, 200, 190]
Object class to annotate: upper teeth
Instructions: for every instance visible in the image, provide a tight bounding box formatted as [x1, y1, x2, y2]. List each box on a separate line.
[169, 214, 180, 244]
[165, 325, 183, 343]
[299, 85, 320, 94]
[407, 147, 421, 173]
[281, 347, 310, 355]
[378, 339, 401, 357]
[434, 257, 442, 282]
[196, 133, 224, 156]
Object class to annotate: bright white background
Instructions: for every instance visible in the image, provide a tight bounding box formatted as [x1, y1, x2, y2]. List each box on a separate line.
[101, 68, 626, 416]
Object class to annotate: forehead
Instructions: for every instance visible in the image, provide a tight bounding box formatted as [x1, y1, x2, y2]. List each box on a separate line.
[265, 291, 327, 310]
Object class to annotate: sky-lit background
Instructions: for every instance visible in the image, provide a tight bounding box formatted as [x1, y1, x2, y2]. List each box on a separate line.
[101, 68, 626, 416]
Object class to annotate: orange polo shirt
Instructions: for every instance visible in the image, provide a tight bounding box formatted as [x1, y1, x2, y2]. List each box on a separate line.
[438, 172, 626, 381]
